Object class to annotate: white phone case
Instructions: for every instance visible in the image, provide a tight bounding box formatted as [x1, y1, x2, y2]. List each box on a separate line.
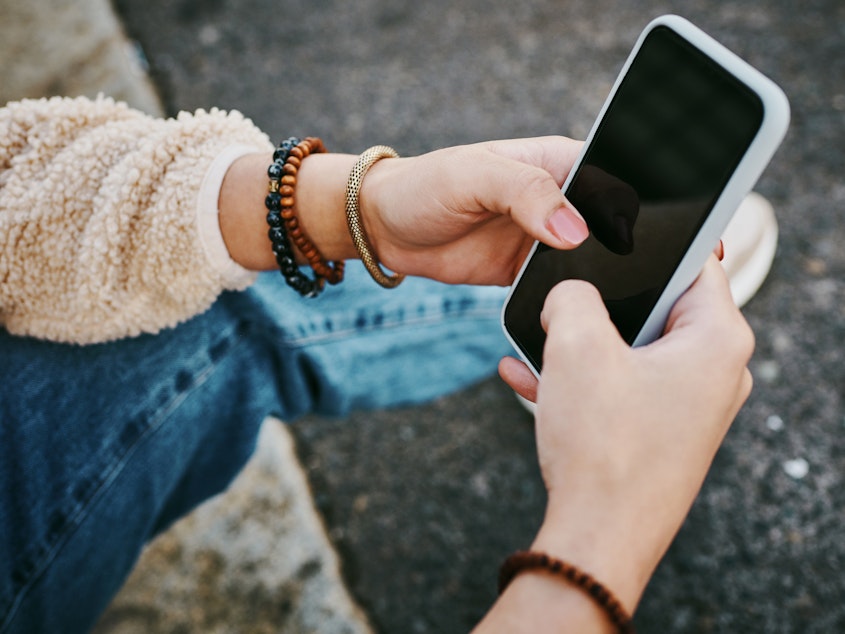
[502, 14, 790, 376]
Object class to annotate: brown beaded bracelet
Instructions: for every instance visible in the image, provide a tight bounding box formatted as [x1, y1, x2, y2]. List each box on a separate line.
[278, 137, 344, 285]
[498, 551, 635, 634]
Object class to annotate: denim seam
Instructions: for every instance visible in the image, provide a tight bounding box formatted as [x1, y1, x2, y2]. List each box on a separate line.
[0, 327, 243, 633]
[279, 305, 504, 347]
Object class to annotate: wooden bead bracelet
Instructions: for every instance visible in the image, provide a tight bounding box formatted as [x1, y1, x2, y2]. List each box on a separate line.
[499, 551, 635, 633]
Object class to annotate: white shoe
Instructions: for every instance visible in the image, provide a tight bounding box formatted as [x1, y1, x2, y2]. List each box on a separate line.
[515, 393, 536, 414]
[720, 192, 779, 308]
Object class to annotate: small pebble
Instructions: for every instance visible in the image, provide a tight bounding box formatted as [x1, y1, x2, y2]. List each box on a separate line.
[783, 458, 809, 480]
[802, 257, 827, 276]
[771, 330, 793, 353]
[470, 472, 491, 498]
[755, 360, 780, 383]
[352, 494, 369, 513]
[766, 415, 784, 431]
[199, 24, 221, 46]
[398, 425, 416, 442]
[809, 279, 838, 310]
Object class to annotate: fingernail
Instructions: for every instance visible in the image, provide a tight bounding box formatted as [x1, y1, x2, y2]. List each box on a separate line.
[547, 205, 589, 245]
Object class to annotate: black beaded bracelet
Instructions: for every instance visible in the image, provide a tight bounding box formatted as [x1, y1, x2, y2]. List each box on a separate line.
[265, 136, 325, 297]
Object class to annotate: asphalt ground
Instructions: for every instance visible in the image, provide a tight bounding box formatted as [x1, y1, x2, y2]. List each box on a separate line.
[113, 1, 844, 632]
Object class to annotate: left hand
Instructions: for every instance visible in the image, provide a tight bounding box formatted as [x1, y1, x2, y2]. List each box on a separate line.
[359, 136, 589, 285]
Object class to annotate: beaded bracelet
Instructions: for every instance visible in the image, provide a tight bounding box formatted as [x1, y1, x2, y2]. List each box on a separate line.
[498, 551, 635, 634]
[265, 136, 344, 296]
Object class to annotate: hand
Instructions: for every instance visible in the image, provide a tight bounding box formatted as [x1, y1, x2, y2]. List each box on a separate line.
[500, 257, 754, 615]
[360, 136, 589, 285]
[221, 136, 588, 283]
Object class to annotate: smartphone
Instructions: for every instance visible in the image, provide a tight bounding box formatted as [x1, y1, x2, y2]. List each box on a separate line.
[502, 15, 789, 375]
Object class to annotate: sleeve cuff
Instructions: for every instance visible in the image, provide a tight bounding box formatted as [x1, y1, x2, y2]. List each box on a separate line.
[197, 144, 263, 287]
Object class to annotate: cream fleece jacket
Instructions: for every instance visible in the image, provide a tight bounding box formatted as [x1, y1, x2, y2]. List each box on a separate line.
[0, 96, 274, 344]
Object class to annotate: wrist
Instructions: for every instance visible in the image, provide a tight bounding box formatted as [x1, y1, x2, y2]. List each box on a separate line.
[530, 503, 653, 615]
[218, 151, 360, 271]
[218, 151, 277, 270]
[479, 566, 620, 634]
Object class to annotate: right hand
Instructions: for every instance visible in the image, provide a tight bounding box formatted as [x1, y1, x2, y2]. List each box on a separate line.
[502, 257, 754, 612]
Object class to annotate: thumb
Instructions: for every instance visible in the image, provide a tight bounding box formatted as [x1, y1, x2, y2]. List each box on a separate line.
[508, 163, 589, 248]
[540, 279, 623, 369]
[469, 149, 589, 249]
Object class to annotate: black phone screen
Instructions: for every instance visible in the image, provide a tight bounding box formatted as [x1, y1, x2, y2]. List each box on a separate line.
[504, 25, 764, 371]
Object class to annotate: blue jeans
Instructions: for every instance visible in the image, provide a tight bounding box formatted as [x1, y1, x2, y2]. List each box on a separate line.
[0, 264, 510, 633]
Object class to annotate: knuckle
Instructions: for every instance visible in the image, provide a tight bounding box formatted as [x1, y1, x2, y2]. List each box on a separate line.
[512, 163, 557, 199]
[710, 311, 756, 399]
[739, 318, 756, 360]
[741, 368, 754, 400]
[725, 309, 756, 365]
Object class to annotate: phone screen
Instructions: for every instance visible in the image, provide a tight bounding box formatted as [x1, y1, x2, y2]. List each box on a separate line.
[504, 25, 764, 371]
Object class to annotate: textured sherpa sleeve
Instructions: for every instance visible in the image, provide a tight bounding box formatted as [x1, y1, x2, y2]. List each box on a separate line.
[0, 96, 274, 344]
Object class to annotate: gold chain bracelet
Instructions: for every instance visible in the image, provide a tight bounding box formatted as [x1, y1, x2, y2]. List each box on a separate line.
[345, 145, 405, 288]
